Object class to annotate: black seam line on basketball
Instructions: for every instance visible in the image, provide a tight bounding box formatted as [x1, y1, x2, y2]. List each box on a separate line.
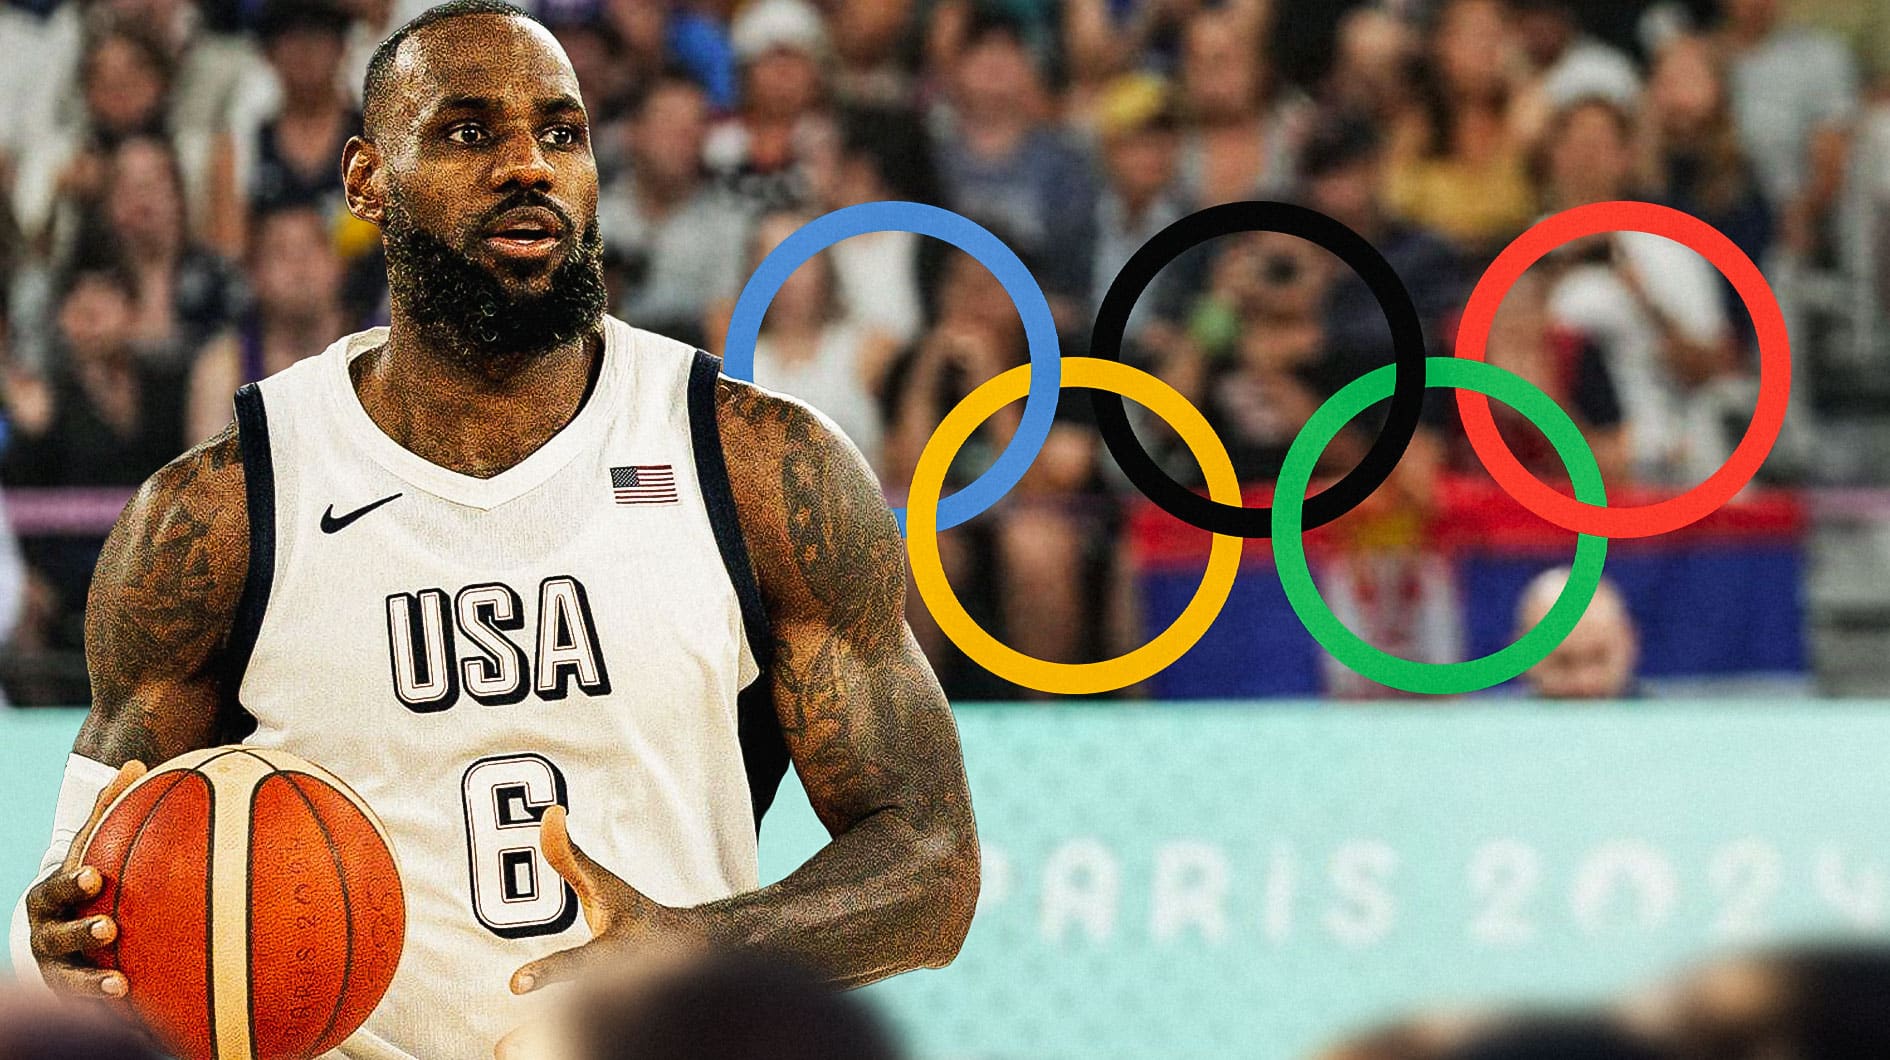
[1087, 200, 1428, 537]
[274, 772, 356, 1055]
[319, 493, 403, 534]
[105, 772, 190, 978]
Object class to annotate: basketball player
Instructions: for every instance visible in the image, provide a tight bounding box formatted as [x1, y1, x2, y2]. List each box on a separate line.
[11, 1, 978, 1054]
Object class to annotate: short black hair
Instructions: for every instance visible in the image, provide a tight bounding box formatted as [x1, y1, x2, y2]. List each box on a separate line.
[257, 0, 352, 43]
[963, 5, 1029, 50]
[361, 0, 539, 138]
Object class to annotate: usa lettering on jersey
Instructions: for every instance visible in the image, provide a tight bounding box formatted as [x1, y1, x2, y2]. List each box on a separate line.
[384, 575, 612, 711]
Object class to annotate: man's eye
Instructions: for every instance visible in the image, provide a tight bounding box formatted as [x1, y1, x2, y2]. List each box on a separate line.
[542, 125, 583, 146]
[446, 124, 488, 145]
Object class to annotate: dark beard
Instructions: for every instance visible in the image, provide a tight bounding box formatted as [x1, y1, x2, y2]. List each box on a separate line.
[381, 198, 608, 374]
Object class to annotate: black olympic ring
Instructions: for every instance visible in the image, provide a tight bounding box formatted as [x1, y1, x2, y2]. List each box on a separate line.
[1087, 201, 1429, 538]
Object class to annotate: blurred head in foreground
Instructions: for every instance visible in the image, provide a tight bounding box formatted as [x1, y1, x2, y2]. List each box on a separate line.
[1319, 1009, 1487, 1060]
[1517, 568, 1638, 700]
[568, 948, 902, 1060]
[1634, 944, 1890, 1059]
[0, 992, 164, 1059]
[1439, 1012, 1674, 1060]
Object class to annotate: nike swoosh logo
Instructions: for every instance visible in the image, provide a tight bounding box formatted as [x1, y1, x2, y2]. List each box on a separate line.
[320, 493, 403, 534]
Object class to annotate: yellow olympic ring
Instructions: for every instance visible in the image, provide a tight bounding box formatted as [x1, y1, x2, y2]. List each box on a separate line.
[905, 357, 1243, 695]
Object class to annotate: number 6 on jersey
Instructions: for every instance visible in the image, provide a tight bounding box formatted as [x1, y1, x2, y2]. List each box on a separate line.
[462, 754, 577, 938]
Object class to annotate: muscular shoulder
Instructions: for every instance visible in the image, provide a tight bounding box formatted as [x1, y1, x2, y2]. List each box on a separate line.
[713, 376, 904, 635]
[78, 424, 250, 762]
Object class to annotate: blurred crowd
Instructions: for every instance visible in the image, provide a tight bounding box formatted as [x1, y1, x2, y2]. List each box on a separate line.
[0, 0, 1876, 702]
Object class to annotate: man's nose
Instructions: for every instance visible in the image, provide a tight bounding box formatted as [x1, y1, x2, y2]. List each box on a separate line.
[491, 131, 555, 191]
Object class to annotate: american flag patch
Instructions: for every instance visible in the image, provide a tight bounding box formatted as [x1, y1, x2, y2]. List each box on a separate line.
[610, 465, 679, 505]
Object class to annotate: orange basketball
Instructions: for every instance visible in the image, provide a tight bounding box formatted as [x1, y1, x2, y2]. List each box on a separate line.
[77, 747, 405, 1060]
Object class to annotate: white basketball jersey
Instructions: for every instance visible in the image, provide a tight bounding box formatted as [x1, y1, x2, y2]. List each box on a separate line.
[226, 317, 787, 1057]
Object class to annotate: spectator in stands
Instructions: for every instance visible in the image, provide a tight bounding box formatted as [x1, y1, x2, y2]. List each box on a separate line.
[931, 7, 1095, 316]
[1061, 0, 1201, 120]
[1170, 229, 1359, 484]
[825, 0, 917, 108]
[667, 0, 741, 112]
[246, 0, 358, 225]
[13, 22, 175, 259]
[1385, 0, 1540, 259]
[1508, 0, 1641, 110]
[1083, 75, 1191, 341]
[882, 239, 1110, 693]
[744, 210, 898, 473]
[1717, 0, 1858, 263]
[1458, 269, 1627, 485]
[1639, 943, 1890, 1058]
[1638, 33, 1774, 273]
[185, 203, 346, 442]
[1516, 568, 1639, 700]
[1536, 98, 1743, 486]
[76, 134, 243, 368]
[1319, 6, 1418, 132]
[1299, 115, 1467, 369]
[1785, 0, 1890, 97]
[1, 258, 188, 670]
[1, 258, 188, 490]
[1174, 2, 1311, 207]
[801, 104, 935, 345]
[16, 0, 270, 256]
[706, 0, 833, 214]
[601, 75, 749, 349]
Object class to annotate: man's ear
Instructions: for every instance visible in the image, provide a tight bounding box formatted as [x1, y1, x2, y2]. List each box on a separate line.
[342, 136, 386, 226]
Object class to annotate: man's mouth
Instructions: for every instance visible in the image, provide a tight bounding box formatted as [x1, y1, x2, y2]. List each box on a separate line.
[480, 206, 569, 260]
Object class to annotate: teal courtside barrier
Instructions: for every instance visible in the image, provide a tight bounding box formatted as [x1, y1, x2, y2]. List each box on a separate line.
[6, 704, 1888, 1058]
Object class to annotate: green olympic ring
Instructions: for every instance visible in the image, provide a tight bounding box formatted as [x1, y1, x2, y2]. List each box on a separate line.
[1271, 358, 1609, 695]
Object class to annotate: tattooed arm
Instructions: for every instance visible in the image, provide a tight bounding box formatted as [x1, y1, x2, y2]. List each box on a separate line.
[19, 425, 248, 996]
[75, 424, 248, 765]
[512, 380, 978, 994]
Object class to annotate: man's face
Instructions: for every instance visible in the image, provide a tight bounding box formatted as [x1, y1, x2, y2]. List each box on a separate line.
[1104, 127, 1177, 202]
[1307, 160, 1380, 234]
[1525, 607, 1636, 700]
[107, 139, 183, 249]
[267, 27, 347, 101]
[631, 83, 708, 186]
[348, 14, 607, 363]
[253, 209, 343, 323]
[59, 277, 134, 362]
[955, 35, 1035, 115]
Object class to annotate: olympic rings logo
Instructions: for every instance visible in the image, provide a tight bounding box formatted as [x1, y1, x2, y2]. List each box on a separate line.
[723, 199, 1792, 696]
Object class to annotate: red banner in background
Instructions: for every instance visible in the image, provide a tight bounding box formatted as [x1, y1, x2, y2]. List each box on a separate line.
[1130, 476, 1808, 571]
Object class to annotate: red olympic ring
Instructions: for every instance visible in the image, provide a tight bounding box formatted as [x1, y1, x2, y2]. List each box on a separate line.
[1453, 200, 1791, 539]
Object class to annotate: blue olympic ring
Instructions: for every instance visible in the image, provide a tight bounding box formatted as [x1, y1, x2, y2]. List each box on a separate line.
[721, 201, 1062, 534]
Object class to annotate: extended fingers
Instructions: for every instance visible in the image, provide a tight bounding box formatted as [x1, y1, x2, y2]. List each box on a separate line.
[27, 867, 101, 918]
[509, 942, 599, 995]
[31, 913, 115, 960]
[41, 962, 128, 999]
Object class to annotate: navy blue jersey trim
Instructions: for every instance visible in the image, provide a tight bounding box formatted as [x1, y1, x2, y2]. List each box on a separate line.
[223, 384, 272, 741]
[687, 350, 789, 828]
